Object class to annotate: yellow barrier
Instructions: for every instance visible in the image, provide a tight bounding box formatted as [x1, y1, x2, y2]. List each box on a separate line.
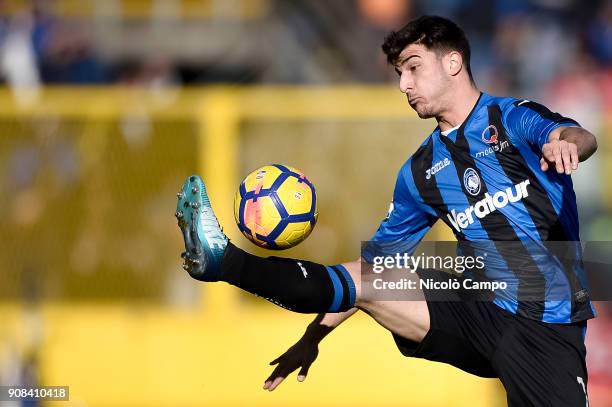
[4, 0, 270, 20]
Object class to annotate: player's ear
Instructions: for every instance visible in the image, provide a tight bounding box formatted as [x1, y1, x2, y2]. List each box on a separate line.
[446, 51, 463, 77]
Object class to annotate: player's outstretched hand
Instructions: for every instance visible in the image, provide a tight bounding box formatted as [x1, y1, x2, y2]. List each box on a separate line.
[540, 139, 578, 175]
[263, 337, 319, 391]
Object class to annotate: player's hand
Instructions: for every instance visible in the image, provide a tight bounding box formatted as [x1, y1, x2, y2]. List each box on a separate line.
[263, 337, 319, 391]
[540, 139, 578, 175]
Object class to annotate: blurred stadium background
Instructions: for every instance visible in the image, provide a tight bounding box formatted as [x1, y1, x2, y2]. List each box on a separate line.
[0, 0, 611, 406]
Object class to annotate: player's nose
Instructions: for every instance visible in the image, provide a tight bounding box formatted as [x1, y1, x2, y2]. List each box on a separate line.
[399, 73, 413, 94]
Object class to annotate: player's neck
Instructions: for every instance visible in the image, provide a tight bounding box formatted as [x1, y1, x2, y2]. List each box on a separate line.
[437, 86, 481, 132]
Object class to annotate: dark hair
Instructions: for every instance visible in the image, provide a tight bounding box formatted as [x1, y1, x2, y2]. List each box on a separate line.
[382, 15, 473, 81]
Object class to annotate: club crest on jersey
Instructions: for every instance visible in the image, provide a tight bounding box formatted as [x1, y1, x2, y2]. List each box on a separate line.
[463, 168, 481, 196]
[426, 157, 450, 180]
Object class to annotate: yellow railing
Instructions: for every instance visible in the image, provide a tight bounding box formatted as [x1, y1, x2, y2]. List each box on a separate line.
[4, 0, 270, 20]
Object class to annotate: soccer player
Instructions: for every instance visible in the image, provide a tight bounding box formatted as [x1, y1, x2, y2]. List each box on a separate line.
[175, 16, 598, 406]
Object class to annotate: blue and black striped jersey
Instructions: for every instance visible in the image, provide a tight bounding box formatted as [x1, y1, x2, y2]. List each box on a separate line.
[371, 92, 595, 324]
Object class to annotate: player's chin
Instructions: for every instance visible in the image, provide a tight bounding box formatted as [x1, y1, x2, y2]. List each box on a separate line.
[408, 101, 433, 119]
[413, 106, 435, 119]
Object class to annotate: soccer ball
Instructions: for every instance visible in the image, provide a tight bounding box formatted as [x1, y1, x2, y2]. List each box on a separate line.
[234, 164, 318, 249]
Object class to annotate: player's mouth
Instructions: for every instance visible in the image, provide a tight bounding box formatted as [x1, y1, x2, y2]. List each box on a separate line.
[408, 95, 422, 105]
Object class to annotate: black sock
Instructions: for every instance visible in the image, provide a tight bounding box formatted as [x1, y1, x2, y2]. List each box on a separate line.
[219, 242, 356, 313]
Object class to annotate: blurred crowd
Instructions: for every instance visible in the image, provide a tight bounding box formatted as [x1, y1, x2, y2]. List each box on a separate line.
[0, 0, 610, 105]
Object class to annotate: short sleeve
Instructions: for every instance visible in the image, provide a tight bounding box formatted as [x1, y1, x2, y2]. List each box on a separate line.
[363, 164, 436, 262]
[504, 100, 580, 152]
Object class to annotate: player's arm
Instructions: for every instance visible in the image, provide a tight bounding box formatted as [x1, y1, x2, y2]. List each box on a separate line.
[506, 100, 598, 175]
[263, 301, 360, 391]
[540, 126, 598, 174]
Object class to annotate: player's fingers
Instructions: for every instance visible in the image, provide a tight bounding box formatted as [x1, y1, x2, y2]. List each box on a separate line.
[560, 142, 571, 174]
[267, 376, 286, 391]
[269, 357, 281, 365]
[553, 145, 564, 173]
[542, 144, 555, 161]
[570, 143, 579, 170]
[263, 373, 283, 390]
[264, 366, 282, 386]
[265, 360, 299, 385]
[297, 364, 311, 382]
[540, 157, 549, 171]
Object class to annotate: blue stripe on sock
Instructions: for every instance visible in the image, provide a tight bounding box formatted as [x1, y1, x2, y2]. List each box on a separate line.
[325, 266, 342, 312]
[334, 264, 356, 308]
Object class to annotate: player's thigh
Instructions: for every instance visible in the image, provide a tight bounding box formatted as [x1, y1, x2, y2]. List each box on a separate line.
[493, 318, 589, 407]
[360, 300, 429, 343]
[342, 260, 430, 342]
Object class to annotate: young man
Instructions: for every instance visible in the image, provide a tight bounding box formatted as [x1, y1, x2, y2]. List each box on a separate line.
[176, 16, 597, 406]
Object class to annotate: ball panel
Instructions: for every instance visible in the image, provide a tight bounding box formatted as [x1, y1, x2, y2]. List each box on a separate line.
[243, 195, 281, 239]
[268, 191, 290, 218]
[276, 176, 314, 216]
[243, 165, 283, 192]
[274, 221, 312, 248]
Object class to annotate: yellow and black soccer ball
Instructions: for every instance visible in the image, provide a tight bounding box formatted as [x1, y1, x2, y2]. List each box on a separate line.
[234, 164, 318, 249]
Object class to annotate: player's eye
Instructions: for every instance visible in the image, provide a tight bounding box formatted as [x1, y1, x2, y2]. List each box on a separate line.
[410, 65, 419, 72]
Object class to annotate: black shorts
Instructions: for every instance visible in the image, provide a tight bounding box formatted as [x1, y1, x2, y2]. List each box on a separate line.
[392, 269, 589, 407]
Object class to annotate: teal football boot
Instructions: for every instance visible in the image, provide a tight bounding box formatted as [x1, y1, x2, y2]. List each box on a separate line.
[175, 175, 228, 281]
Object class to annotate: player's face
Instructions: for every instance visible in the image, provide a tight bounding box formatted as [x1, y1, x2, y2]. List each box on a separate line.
[394, 44, 451, 119]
